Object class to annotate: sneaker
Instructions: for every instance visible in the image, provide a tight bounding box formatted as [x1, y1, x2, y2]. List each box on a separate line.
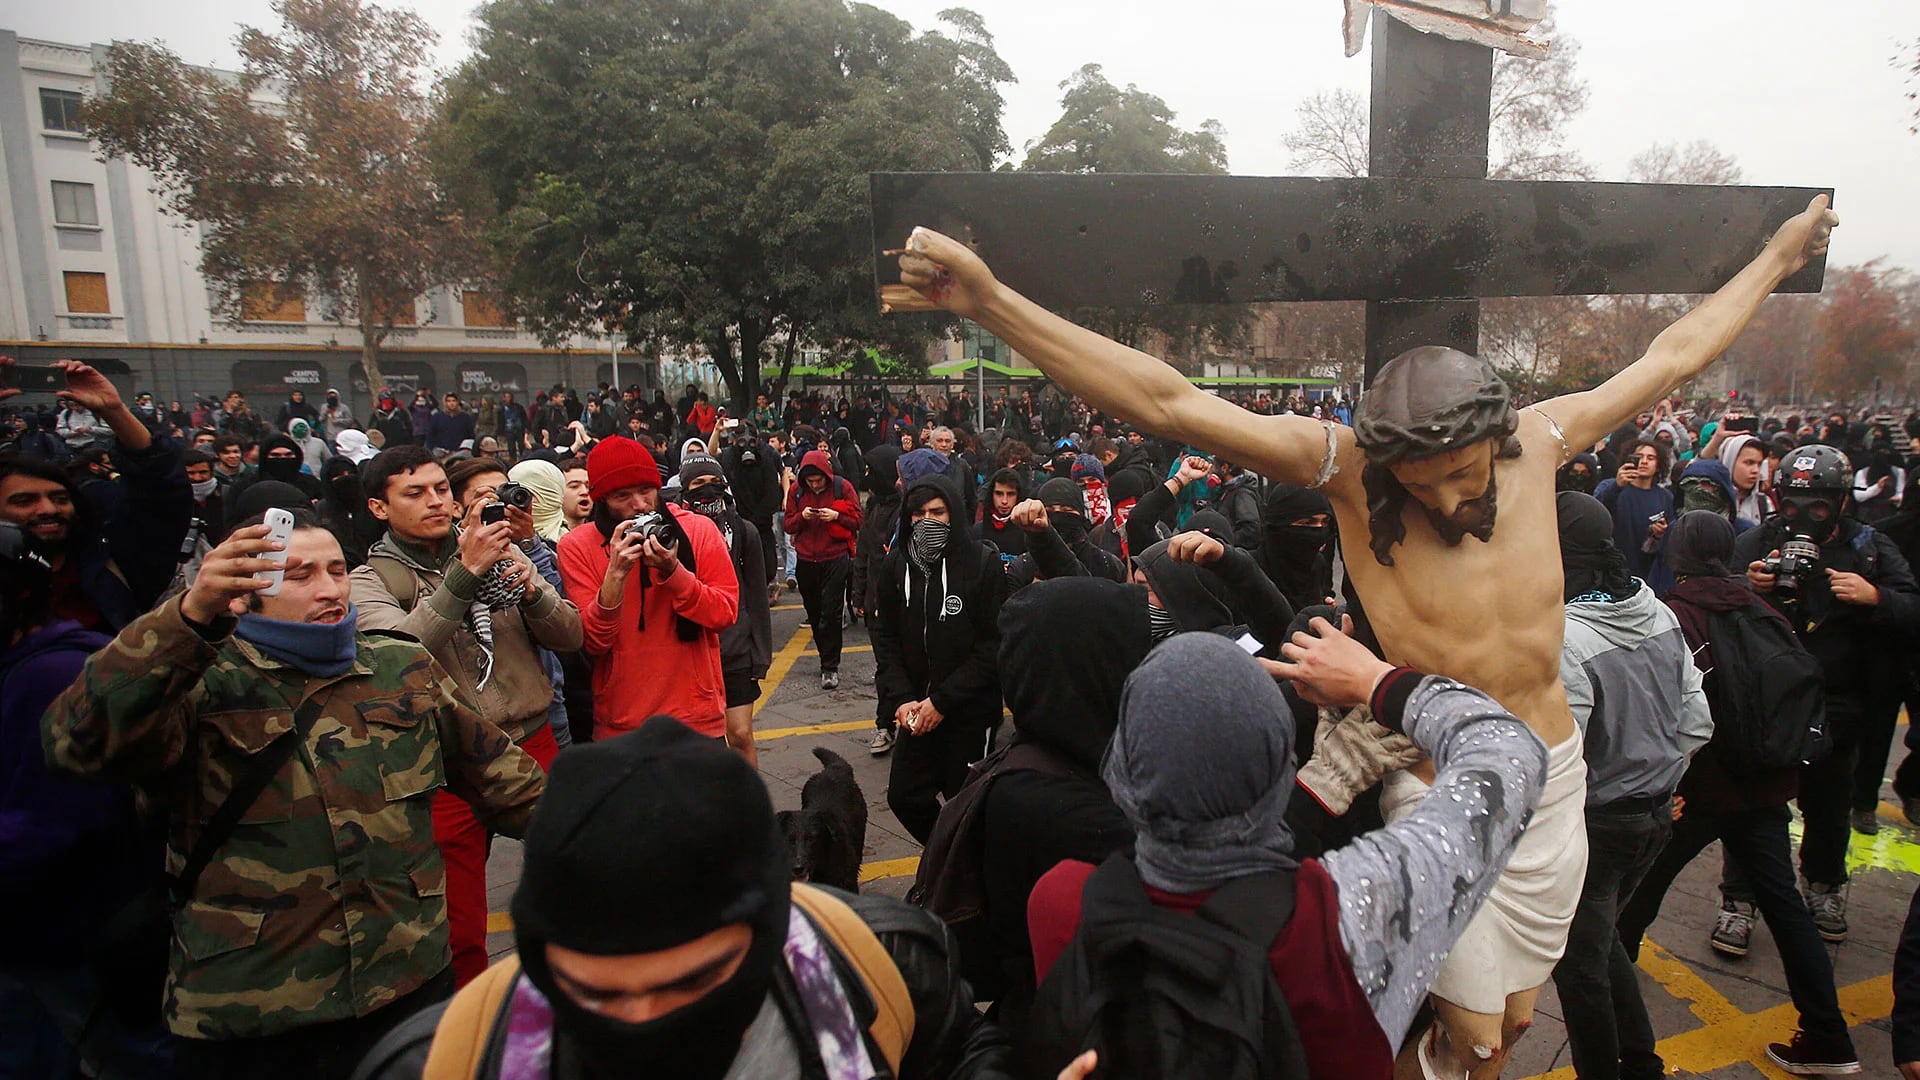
[786, 576, 798, 590]
[868, 728, 895, 755]
[821, 670, 839, 691]
[1710, 899, 1755, 957]
[1764, 1030, 1861, 1075]
[1803, 881, 1848, 943]
[1850, 809, 1880, 835]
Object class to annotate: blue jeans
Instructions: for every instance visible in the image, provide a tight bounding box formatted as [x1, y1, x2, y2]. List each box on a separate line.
[0, 962, 174, 1079]
[1619, 803, 1855, 1059]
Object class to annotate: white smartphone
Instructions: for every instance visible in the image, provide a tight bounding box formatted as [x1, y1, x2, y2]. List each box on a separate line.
[257, 508, 295, 596]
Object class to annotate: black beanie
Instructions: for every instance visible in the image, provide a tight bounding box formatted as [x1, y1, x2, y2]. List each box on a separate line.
[1038, 476, 1087, 517]
[511, 717, 789, 955]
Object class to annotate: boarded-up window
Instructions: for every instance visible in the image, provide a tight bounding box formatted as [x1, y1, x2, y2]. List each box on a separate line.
[384, 294, 418, 326]
[461, 290, 509, 328]
[241, 282, 306, 323]
[63, 271, 109, 313]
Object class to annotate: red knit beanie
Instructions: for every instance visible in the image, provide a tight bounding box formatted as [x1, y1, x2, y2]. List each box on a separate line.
[587, 437, 662, 501]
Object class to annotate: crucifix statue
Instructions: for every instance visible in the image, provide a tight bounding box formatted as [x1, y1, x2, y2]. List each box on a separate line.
[872, 5, 1838, 1077]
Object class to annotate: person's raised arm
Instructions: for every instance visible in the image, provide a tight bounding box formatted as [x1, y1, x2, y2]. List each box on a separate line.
[894, 229, 1339, 485]
[1542, 196, 1838, 455]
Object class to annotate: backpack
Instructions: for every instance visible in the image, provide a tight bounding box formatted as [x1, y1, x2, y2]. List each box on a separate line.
[421, 884, 914, 1079]
[1704, 602, 1830, 769]
[1020, 855, 1309, 1080]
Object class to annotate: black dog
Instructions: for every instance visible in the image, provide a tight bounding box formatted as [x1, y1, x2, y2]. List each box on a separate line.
[776, 747, 868, 893]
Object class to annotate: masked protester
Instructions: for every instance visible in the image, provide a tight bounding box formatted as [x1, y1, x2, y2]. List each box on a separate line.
[353, 719, 1012, 1080]
[1008, 478, 1125, 587]
[1557, 452, 1601, 496]
[1256, 484, 1337, 614]
[678, 457, 772, 766]
[1724, 443, 1920, 948]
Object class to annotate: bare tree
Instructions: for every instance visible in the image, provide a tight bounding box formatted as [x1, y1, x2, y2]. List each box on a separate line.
[1283, 89, 1369, 178]
[1627, 140, 1746, 185]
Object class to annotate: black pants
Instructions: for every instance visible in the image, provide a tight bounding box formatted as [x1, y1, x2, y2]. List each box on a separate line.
[172, 967, 454, 1080]
[1894, 686, 1920, 800]
[1726, 716, 1861, 897]
[1551, 797, 1672, 1080]
[1852, 692, 1905, 812]
[888, 715, 989, 844]
[796, 557, 851, 672]
[1619, 805, 1855, 1060]
[560, 649, 596, 744]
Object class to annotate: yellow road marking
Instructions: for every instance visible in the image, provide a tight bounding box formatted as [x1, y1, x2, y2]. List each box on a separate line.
[487, 911, 512, 934]
[757, 720, 875, 741]
[859, 856, 920, 883]
[761, 626, 813, 699]
[1633, 939, 1743, 1026]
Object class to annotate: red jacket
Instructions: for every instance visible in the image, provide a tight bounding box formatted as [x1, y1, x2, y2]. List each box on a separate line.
[686, 402, 718, 437]
[557, 504, 739, 737]
[783, 449, 861, 563]
[1029, 858, 1392, 1080]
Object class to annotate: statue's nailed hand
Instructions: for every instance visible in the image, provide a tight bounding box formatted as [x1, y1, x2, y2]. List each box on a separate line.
[1768, 194, 1839, 274]
[886, 228, 997, 319]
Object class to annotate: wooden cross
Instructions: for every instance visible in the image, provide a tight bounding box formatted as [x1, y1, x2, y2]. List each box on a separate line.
[869, 11, 1830, 383]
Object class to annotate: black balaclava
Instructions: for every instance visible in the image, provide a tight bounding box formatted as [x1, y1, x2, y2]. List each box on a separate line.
[1557, 491, 1638, 602]
[678, 456, 731, 529]
[1259, 484, 1334, 609]
[511, 718, 791, 1080]
[1670, 510, 1735, 579]
[1038, 477, 1090, 544]
[259, 435, 305, 483]
[1557, 453, 1600, 495]
[1001, 577, 1151, 772]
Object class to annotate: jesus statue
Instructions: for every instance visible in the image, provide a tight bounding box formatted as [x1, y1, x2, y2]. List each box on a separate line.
[892, 194, 1836, 1079]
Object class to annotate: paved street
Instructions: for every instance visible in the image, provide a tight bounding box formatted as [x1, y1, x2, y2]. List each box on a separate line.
[486, 594, 1919, 1078]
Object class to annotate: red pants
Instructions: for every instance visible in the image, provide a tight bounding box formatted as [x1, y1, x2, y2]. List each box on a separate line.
[433, 723, 558, 988]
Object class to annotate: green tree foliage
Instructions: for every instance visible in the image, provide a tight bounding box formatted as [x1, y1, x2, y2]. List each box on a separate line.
[83, 0, 479, 389]
[438, 0, 1014, 410]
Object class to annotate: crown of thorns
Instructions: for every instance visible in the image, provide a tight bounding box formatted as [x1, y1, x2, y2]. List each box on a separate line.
[1353, 347, 1518, 465]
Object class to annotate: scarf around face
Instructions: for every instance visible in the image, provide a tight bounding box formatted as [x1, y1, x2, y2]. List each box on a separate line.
[235, 605, 359, 677]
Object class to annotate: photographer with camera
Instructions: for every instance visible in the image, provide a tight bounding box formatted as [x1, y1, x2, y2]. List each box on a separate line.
[350, 447, 583, 988]
[719, 422, 784, 602]
[1727, 444, 1920, 946]
[556, 437, 740, 740]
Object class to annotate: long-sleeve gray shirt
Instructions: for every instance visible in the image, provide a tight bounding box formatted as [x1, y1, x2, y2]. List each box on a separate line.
[1322, 675, 1549, 1047]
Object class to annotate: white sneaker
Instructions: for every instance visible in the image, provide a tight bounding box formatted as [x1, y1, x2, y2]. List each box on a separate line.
[821, 670, 839, 691]
[868, 728, 895, 755]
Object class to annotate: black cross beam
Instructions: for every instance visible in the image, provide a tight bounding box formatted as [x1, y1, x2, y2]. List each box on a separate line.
[870, 12, 1830, 382]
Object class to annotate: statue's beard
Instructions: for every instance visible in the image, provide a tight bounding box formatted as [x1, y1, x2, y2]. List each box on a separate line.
[1423, 469, 1499, 547]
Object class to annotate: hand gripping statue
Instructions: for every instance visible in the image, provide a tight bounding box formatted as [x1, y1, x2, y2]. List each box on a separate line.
[894, 195, 1836, 1080]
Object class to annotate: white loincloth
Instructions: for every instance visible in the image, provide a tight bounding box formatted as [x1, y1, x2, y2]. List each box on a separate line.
[1380, 728, 1588, 1015]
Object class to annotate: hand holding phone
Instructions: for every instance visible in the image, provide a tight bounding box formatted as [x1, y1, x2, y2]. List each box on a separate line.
[256, 508, 296, 596]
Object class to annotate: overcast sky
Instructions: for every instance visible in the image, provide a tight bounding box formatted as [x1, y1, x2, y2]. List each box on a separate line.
[14, 0, 1920, 270]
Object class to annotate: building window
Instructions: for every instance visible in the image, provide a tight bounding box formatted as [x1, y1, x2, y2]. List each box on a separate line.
[51, 181, 99, 227]
[63, 271, 110, 314]
[241, 281, 307, 322]
[461, 290, 509, 328]
[39, 88, 85, 133]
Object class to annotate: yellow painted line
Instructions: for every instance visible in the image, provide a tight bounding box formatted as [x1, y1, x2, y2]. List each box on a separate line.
[774, 603, 802, 611]
[1634, 939, 1743, 1026]
[761, 626, 813, 699]
[489, 855, 923, 932]
[859, 856, 920, 883]
[1880, 799, 1911, 823]
[1521, 974, 1893, 1080]
[757, 720, 874, 741]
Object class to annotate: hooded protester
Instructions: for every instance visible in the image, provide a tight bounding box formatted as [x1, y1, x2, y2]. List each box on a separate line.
[829, 426, 864, 492]
[1257, 484, 1337, 614]
[1674, 457, 1751, 527]
[720, 428, 785, 589]
[507, 459, 569, 545]
[1070, 454, 1109, 526]
[353, 719, 1012, 1080]
[372, 393, 415, 448]
[228, 434, 324, 507]
[335, 428, 379, 465]
[1131, 513, 1293, 650]
[1717, 433, 1773, 524]
[1089, 466, 1154, 564]
[784, 448, 861, 690]
[1618, 511, 1865, 1078]
[1024, 632, 1553, 1080]
[320, 455, 380, 568]
[1008, 477, 1125, 586]
[1549, 494, 1711, 1080]
[975, 466, 1031, 564]
[1557, 452, 1601, 496]
[287, 417, 330, 476]
[872, 471, 1008, 843]
[679, 456, 772, 766]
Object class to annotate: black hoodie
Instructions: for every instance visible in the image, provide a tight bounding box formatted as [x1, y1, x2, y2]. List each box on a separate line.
[978, 577, 1147, 1026]
[973, 467, 1030, 562]
[1135, 509, 1295, 650]
[871, 473, 1007, 730]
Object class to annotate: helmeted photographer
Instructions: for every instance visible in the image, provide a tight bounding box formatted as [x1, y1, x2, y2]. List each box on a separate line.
[1730, 443, 1920, 944]
[719, 422, 784, 600]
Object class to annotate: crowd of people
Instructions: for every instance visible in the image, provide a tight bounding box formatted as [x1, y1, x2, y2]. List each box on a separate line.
[7, 330, 1920, 1080]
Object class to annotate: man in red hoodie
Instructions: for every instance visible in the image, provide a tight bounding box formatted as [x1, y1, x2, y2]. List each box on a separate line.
[784, 448, 861, 689]
[557, 438, 739, 738]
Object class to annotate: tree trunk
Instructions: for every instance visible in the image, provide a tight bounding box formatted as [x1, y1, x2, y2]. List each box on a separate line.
[736, 322, 766, 415]
[356, 282, 385, 393]
[774, 330, 799, 403]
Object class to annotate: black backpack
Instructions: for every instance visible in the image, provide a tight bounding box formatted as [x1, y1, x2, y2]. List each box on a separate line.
[1705, 602, 1830, 769]
[1019, 854, 1309, 1080]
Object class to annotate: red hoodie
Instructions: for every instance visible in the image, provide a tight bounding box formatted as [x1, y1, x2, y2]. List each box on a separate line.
[557, 504, 739, 737]
[783, 449, 861, 562]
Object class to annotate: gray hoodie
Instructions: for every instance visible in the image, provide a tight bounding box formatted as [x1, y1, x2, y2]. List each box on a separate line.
[1561, 579, 1713, 808]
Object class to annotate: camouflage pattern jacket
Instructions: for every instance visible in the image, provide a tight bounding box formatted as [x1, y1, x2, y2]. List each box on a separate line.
[41, 596, 545, 1041]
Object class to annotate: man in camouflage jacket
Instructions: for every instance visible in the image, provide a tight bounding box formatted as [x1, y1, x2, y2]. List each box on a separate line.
[42, 510, 544, 1079]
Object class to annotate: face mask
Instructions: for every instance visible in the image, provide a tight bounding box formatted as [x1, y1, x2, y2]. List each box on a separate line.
[1051, 511, 1089, 545]
[1781, 494, 1842, 539]
[910, 517, 950, 571]
[686, 485, 729, 520]
[1147, 601, 1180, 642]
[262, 456, 302, 482]
[1678, 481, 1729, 516]
[191, 477, 218, 501]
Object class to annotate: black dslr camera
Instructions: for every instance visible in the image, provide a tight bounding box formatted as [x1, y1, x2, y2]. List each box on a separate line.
[494, 482, 534, 511]
[1763, 535, 1822, 592]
